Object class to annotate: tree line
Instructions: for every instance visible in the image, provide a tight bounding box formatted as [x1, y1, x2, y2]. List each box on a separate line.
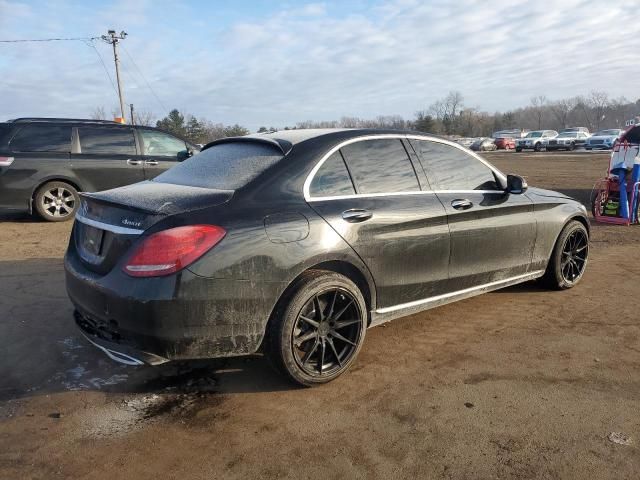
[91, 90, 640, 143]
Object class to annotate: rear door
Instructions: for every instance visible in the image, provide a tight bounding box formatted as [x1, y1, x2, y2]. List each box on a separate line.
[410, 139, 536, 291]
[4, 124, 73, 209]
[72, 126, 144, 191]
[307, 137, 450, 310]
[138, 128, 189, 179]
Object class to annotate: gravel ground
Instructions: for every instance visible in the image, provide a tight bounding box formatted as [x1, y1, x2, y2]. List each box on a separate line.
[1, 151, 639, 479]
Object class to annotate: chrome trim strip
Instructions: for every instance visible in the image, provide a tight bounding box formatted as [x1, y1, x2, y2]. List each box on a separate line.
[306, 189, 506, 202]
[75, 213, 144, 235]
[375, 270, 545, 314]
[303, 133, 507, 202]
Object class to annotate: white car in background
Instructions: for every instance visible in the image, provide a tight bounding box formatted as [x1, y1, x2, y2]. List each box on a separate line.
[515, 130, 558, 152]
[585, 129, 624, 150]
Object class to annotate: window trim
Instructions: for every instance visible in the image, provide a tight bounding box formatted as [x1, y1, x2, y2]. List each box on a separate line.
[309, 149, 357, 198]
[303, 134, 507, 202]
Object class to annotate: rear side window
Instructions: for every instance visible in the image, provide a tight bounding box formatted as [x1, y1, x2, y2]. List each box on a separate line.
[410, 140, 499, 191]
[0, 124, 12, 149]
[140, 129, 186, 157]
[78, 127, 136, 155]
[154, 142, 282, 190]
[10, 125, 71, 152]
[309, 151, 355, 197]
[340, 139, 420, 194]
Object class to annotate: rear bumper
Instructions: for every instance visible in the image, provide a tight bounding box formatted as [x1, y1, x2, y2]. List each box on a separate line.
[65, 249, 283, 363]
[75, 312, 169, 365]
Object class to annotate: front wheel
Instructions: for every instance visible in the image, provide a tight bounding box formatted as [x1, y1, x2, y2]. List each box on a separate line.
[515, 147, 522, 152]
[542, 221, 589, 289]
[264, 270, 367, 386]
[534, 143, 543, 152]
[34, 181, 79, 222]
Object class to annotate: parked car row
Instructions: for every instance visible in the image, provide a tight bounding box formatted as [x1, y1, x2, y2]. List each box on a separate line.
[456, 127, 625, 154]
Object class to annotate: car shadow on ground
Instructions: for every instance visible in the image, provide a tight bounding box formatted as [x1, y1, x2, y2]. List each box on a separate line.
[0, 256, 297, 406]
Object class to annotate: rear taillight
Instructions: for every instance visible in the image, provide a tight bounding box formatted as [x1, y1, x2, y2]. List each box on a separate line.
[0, 156, 14, 167]
[123, 225, 226, 277]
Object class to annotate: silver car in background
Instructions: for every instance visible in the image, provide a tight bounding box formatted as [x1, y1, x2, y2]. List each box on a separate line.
[585, 129, 623, 150]
[515, 130, 558, 152]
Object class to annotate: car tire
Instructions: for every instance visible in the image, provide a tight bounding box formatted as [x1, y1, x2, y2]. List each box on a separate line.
[515, 147, 522, 152]
[264, 270, 367, 386]
[569, 142, 576, 151]
[541, 221, 589, 290]
[34, 181, 80, 222]
[534, 143, 542, 152]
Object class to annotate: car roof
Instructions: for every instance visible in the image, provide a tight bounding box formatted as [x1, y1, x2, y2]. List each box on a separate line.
[203, 128, 447, 156]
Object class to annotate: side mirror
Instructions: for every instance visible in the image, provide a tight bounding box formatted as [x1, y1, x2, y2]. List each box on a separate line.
[177, 149, 192, 162]
[506, 174, 528, 194]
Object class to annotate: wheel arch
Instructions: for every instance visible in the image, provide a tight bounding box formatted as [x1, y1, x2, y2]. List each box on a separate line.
[264, 258, 376, 345]
[567, 213, 590, 234]
[30, 177, 83, 214]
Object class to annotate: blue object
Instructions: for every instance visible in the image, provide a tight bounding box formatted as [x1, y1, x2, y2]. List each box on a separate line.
[632, 164, 640, 222]
[612, 168, 630, 220]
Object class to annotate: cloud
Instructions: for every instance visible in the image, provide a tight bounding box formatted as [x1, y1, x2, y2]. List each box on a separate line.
[1, 0, 639, 130]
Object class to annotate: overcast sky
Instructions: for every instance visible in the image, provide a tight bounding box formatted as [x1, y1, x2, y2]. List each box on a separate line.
[1, 0, 639, 130]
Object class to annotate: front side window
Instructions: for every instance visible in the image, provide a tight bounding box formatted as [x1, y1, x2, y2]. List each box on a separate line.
[340, 139, 420, 194]
[78, 127, 136, 155]
[410, 140, 499, 191]
[140, 130, 186, 157]
[309, 151, 355, 197]
[10, 125, 72, 152]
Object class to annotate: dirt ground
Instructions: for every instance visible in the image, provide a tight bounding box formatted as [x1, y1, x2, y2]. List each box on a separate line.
[1, 151, 639, 479]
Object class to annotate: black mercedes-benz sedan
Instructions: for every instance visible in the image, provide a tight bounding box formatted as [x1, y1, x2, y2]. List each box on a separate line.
[64, 129, 589, 385]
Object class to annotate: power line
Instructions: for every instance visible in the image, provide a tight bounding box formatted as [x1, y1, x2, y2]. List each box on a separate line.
[83, 39, 118, 96]
[0, 36, 100, 43]
[121, 44, 168, 114]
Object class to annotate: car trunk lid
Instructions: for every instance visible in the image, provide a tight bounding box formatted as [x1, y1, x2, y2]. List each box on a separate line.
[74, 181, 233, 275]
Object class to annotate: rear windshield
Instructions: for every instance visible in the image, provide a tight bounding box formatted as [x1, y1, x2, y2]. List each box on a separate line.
[153, 141, 283, 190]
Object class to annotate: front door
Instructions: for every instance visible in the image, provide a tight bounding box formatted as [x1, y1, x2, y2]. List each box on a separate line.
[409, 139, 536, 291]
[137, 128, 188, 179]
[72, 126, 144, 191]
[307, 138, 450, 310]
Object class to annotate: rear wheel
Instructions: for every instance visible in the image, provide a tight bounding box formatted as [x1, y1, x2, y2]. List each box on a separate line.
[516, 147, 522, 152]
[264, 270, 367, 386]
[34, 181, 79, 222]
[542, 221, 589, 289]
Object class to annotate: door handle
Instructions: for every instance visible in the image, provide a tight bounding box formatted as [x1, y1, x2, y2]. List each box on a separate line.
[342, 209, 373, 223]
[126, 159, 142, 166]
[451, 199, 473, 210]
[144, 160, 159, 166]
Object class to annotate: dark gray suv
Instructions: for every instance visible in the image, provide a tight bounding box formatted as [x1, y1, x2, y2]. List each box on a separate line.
[0, 118, 197, 221]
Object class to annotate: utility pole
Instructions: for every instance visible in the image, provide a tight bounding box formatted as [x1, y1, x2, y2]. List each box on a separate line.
[101, 30, 127, 122]
[130, 104, 135, 125]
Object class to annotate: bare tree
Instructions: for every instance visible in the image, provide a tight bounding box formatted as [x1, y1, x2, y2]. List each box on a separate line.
[530, 95, 548, 129]
[549, 98, 578, 130]
[90, 106, 107, 120]
[134, 109, 155, 126]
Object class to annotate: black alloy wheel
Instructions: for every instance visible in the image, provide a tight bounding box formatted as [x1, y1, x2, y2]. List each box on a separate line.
[264, 270, 367, 386]
[542, 221, 589, 289]
[560, 228, 588, 284]
[292, 288, 363, 377]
